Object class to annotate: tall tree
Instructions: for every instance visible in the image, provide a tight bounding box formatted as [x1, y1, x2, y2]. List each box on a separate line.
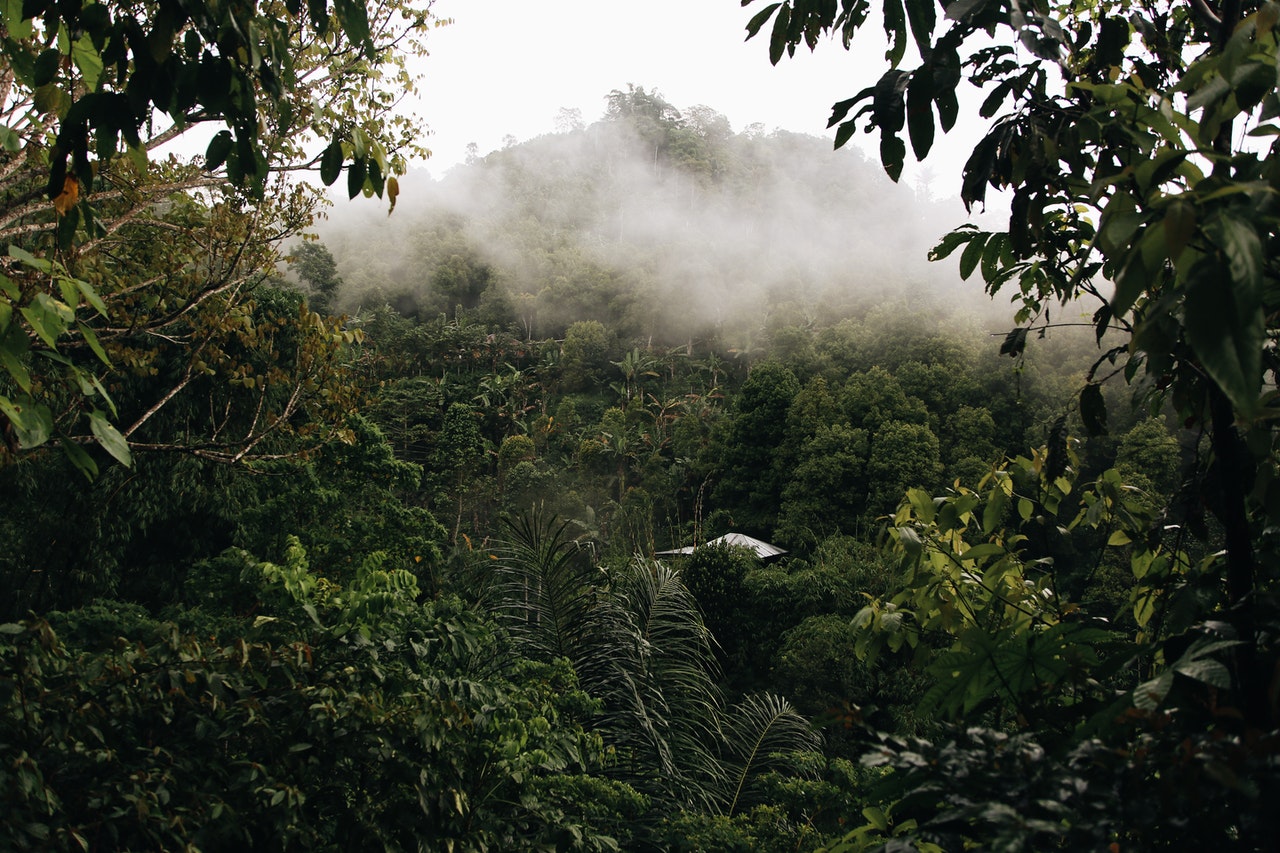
[0, 0, 433, 471]
[746, 0, 1280, 846]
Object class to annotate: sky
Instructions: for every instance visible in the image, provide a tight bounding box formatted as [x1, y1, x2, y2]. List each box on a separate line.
[409, 0, 957, 183]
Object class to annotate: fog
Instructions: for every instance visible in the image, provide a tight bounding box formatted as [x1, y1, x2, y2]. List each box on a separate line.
[312, 93, 1014, 346]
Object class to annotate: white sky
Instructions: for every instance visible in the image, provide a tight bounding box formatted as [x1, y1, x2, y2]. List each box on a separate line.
[411, 0, 907, 177]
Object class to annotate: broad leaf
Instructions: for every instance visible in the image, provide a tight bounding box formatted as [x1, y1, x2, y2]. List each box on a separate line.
[89, 409, 132, 466]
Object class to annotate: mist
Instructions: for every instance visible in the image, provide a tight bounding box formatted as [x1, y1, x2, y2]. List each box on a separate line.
[312, 90, 1011, 347]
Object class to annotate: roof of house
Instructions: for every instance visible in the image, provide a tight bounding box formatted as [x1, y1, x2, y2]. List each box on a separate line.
[655, 533, 787, 560]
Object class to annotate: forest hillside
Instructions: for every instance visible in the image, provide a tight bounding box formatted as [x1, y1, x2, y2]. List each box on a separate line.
[2, 1, 1278, 850]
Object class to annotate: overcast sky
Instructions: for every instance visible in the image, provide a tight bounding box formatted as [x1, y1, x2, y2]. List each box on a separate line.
[412, 1, 903, 175]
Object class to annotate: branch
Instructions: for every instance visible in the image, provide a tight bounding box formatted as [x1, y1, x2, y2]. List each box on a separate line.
[1189, 0, 1222, 28]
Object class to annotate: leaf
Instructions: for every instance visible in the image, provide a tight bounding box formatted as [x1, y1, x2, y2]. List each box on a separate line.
[906, 71, 935, 160]
[998, 327, 1027, 358]
[880, 133, 906, 182]
[1207, 210, 1264, 294]
[74, 279, 108, 316]
[52, 176, 79, 215]
[320, 138, 344, 186]
[386, 175, 399, 214]
[205, 130, 233, 170]
[8, 244, 52, 273]
[0, 343, 31, 391]
[945, 0, 990, 21]
[60, 435, 99, 479]
[71, 33, 104, 91]
[833, 118, 858, 150]
[904, 0, 936, 56]
[1080, 383, 1107, 436]
[334, 0, 372, 57]
[0, 396, 52, 448]
[1184, 255, 1264, 416]
[959, 231, 986, 279]
[769, 2, 791, 65]
[745, 2, 781, 39]
[33, 47, 60, 87]
[89, 409, 132, 466]
[929, 227, 977, 261]
[1162, 200, 1197, 260]
[872, 69, 910, 132]
[346, 155, 367, 199]
[863, 805, 890, 832]
[78, 322, 111, 367]
[20, 294, 73, 348]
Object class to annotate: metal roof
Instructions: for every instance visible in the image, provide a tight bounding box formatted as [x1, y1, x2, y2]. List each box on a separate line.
[655, 533, 787, 560]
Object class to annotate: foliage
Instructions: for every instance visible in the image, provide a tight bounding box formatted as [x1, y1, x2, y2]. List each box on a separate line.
[0, 541, 636, 851]
[747, 0, 1280, 846]
[484, 512, 821, 821]
[0, 0, 434, 469]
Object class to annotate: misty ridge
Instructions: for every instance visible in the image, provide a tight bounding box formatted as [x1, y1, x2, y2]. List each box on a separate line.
[310, 86, 1017, 348]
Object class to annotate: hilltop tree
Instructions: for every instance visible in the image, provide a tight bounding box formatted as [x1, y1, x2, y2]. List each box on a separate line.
[291, 241, 345, 315]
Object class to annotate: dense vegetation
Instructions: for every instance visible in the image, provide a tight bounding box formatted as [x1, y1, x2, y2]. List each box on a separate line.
[2, 0, 1278, 850]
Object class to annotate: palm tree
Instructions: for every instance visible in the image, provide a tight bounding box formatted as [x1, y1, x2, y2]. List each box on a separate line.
[484, 511, 820, 816]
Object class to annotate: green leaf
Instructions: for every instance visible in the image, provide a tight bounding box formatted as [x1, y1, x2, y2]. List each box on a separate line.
[20, 294, 73, 348]
[60, 435, 99, 479]
[880, 133, 905, 182]
[998, 326, 1026, 358]
[33, 47, 60, 87]
[0, 343, 31, 391]
[0, 396, 52, 448]
[904, 0, 936, 57]
[71, 33, 104, 91]
[1207, 210, 1264, 294]
[1184, 256, 1264, 416]
[333, 0, 372, 56]
[346, 155, 367, 199]
[1080, 383, 1107, 436]
[959, 543, 1005, 562]
[945, 0, 990, 21]
[74, 279, 108, 316]
[928, 226, 977, 261]
[8, 244, 52, 273]
[205, 130, 233, 171]
[320, 139, 343, 187]
[906, 71, 935, 160]
[89, 409, 132, 466]
[863, 805, 890, 832]
[745, 2, 781, 39]
[768, 2, 791, 65]
[833, 118, 858, 150]
[958, 231, 986, 279]
[1162, 200, 1197, 260]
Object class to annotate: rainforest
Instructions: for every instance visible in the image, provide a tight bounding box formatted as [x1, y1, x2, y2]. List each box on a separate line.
[2, 0, 1278, 850]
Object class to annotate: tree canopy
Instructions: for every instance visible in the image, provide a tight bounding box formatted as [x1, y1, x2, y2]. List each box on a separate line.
[0, 0, 435, 472]
[745, 0, 1280, 846]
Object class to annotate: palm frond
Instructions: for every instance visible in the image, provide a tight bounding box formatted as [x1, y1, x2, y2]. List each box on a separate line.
[720, 692, 823, 815]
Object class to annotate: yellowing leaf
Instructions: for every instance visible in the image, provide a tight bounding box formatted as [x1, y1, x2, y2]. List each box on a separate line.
[52, 176, 79, 215]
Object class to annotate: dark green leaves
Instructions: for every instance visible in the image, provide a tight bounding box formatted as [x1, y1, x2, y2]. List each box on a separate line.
[320, 138, 344, 186]
[204, 130, 232, 171]
[1079, 383, 1107, 436]
[745, 2, 782, 39]
[769, 1, 792, 64]
[1184, 237, 1265, 417]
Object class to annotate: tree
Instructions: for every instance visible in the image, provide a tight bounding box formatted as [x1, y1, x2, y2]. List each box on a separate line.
[746, 0, 1280, 845]
[0, 0, 432, 471]
[291, 241, 345, 315]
